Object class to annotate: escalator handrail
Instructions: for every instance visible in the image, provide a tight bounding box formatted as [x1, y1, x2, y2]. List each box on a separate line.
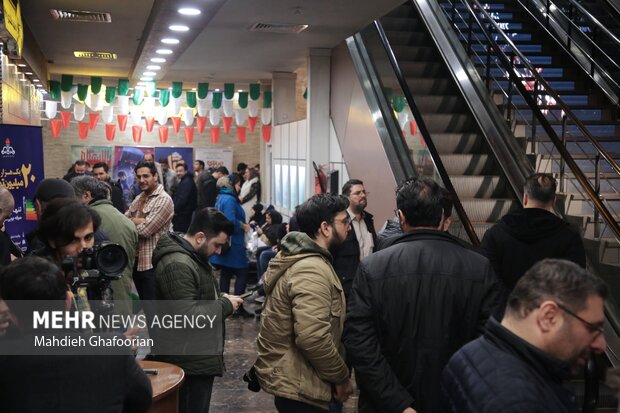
[464, 0, 620, 178]
[457, 0, 620, 242]
[372, 20, 481, 247]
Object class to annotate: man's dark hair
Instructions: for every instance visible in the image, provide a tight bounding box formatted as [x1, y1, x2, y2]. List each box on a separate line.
[507, 259, 607, 318]
[342, 179, 364, 197]
[440, 188, 454, 219]
[0, 257, 67, 301]
[118, 171, 126, 178]
[215, 166, 229, 175]
[396, 177, 443, 228]
[237, 162, 248, 172]
[295, 193, 349, 239]
[524, 173, 557, 205]
[176, 163, 188, 171]
[187, 208, 234, 238]
[195, 160, 205, 169]
[158, 157, 167, 164]
[92, 162, 109, 173]
[71, 176, 109, 202]
[38, 198, 101, 249]
[74, 160, 88, 167]
[134, 160, 157, 176]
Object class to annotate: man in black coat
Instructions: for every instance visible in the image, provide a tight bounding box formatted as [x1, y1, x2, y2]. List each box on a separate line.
[197, 166, 229, 210]
[343, 177, 503, 413]
[93, 162, 127, 213]
[173, 162, 198, 233]
[480, 173, 586, 293]
[442, 259, 607, 412]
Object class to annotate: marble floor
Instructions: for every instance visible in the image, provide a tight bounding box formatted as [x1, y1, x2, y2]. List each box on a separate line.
[210, 315, 358, 413]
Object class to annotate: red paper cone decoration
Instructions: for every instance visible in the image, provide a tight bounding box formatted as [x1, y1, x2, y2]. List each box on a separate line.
[184, 127, 195, 144]
[144, 117, 155, 132]
[50, 119, 62, 138]
[262, 125, 272, 142]
[410, 120, 417, 136]
[60, 111, 71, 129]
[105, 124, 116, 141]
[117, 114, 128, 132]
[171, 116, 181, 133]
[236, 126, 247, 143]
[223, 116, 233, 134]
[196, 116, 207, 134]
[210, 127, 220, 144]
[159, 126, 169, 144]
[78, 122, 89, 139]
[132, 125, 143, 143]
[88, 113, 100, 130]
[248, 116, 258, 132]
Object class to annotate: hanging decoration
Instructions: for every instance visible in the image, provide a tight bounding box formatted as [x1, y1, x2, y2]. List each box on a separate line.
[88, 113, 100, 130]
[223, 117, 233, 134]
[222, 99, 234, 117]
[91, 77, 103, 95]
[249, 83, 261, 101]
[209, 109, 221, 128]
[197, 97, 210, 117]
[102, 105, 114, 124]
[60, 112, 71, 129]
[212, 92, 223, 109]
[263, 91, 272, 108]
[50, 119, 62, 138]
[303, 88, 307, 100]
[117, 114, 128, 132]
[410, 120, 417, 136]
[196, 116, 207, 134]
[210, 127, 220, 144]
[238, 92, 248, 109]
[50, 80, 61, 100]
[248, 99, 259, 117]
[172, 82, 183, 99]
[156, 106, 169, 125]
[105, 87, 117, 104]
[132, 88, 144, 106]
[262, 125, 272, 143]
[132, 125, 143, 143]
[170, 116, 181, 133]
[145, 81, 157, 98]
[61, 74, 74, 92]
[158, 126, 169, 144]
[198, 83, 209, 99]
[236, 126, 247, 143]
[248, 116, 258, 132]
[183, 108, 195, 126]
[159, 89, 170, 107]
[45, 101, 58, 119]
[118, 79, 130, 96]
[118, 95, 130, 115]
[261, 108, 272, 125]
[235, 108, 248, 126]
[78, 122, 89, 139]
[184, 127, 195, 144]
[186, 91, 197, 108]
[224, 83, 235, 100]
[170, 96, 182, 116]
[130, 105, 142, 125]
[144, 117, 155, 132]
[73, 103, 86, 121]
[105, 124, 116, 141]
[142, 97, 156, 118]
[77, 84, 89, 102]
[61, 86, 74, 109]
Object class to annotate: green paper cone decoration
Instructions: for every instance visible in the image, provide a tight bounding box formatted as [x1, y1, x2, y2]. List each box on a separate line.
[172, 82, 183, 99]
[249, 83, 260, 100]
[186, 91, 197, 108]
[77, 84, 89, 102]
[303, 88, 307, 100]
[159, 89, 170, 107]
[50, 80, 61, 100]
[105, 86, 117, 104]
[384, 87, 393, 103]
[263, 91, 272, 108]
[392, 96, 406, 113]
[198, 83, 209, 99]
[133, 88, 144, 106]
[212, 92, 223, 109]
[238, 92, 248, 109]
[146, 81, 157, 97]
[90, 77, 103, 94]
[61, 74, 73, 92]
[224, 83, 235, 100]
[118, 79, 129, 96]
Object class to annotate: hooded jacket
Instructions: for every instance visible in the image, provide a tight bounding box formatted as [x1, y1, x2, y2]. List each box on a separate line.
[152, 232, 233, 375]
[210, 188, 248, 269]
[480, 208, 586, 292]
[255, 232, 349, 410]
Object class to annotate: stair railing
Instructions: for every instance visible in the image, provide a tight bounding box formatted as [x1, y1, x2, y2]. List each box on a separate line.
[445, 0, 620, 242]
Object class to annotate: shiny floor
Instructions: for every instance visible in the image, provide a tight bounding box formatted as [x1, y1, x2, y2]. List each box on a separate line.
[211, 315, 358, 412]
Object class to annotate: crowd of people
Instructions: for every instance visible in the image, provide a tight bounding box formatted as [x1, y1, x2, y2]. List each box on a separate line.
[0, 161, 612, 413]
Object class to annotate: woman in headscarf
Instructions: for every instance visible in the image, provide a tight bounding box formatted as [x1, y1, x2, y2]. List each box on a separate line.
[239, 168, 260, 223]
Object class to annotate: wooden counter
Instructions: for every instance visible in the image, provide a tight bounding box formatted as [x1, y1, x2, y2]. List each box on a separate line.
[139, 360, 185, 413]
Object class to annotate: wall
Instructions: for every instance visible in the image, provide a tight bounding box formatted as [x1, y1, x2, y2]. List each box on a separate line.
[1, 53, 41, 126]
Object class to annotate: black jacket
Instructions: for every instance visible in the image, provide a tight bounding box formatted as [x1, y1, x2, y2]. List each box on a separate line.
[105, 177, 127, 213]
[172, 174, 197, 233]
[198, 173, 217, 210]
[343, 230, 503, 413]
[331, 211, 377, 300]
[480, 208, 586, 292]
[441, 318, 578, 413]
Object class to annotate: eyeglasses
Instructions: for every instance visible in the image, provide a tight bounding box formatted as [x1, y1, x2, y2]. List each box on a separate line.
[557, 303, 604, 336]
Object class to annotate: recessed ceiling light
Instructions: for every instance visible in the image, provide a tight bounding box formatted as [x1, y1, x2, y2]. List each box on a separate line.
[137, 81, 147, 86]
[178, 8, 201, 16]
[214, 88, 220, 92]
[25, 72, 33, 75]
[143, 71, 157, 76]
[168, 87, 172, 90]
[146, 65, 161, 70]
[161, 38, 179, 44]
[17, 63, 26, 67]
[19, 78, 27, 82]
[156, 49, 173, 55]
[140, 76, 154, 81]
[169, 25, 189, 32]
[36, 84, 43, 88]
[237, 89, 243, 92]
[33, 79, 40, 83]
[192, 88, 196, 91]
[151, 57, 166, 63]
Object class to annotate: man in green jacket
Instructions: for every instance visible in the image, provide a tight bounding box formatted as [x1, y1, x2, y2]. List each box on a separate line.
[255, 193, 353, 412]
[152, 207, 243, 413]
[71, 175, 137, 317]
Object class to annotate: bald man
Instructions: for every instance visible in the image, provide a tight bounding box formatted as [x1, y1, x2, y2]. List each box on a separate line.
[0, 187, 23, 267]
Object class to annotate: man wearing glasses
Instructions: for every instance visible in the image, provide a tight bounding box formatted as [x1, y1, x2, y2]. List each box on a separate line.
[442, 259, 607, 412]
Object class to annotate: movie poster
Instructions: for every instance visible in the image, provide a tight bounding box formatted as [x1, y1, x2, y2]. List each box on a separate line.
[71, 145, 114, 170]
[194, 147, 233, 172]
[112, 146, 154, 203]
[154, 147, 194, 172]
[0, 125, 44, 251]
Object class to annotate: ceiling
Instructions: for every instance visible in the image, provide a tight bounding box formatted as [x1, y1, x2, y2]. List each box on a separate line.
[18, 0, 403, 89]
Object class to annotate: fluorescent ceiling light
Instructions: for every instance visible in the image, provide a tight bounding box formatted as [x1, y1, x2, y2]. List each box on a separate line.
[33, 79, 40, 83]
[137, 81, 147, 86]
[169, 25, 189, 32]
[17, 63, 26, 67]
[140, 77, 154, 81]
[156, 49, 173, 55]
[146, 65, 161, 70]
[25, 72, 33, 75]
[161, 38, 179, 44]
[192, 88, 196, 91]
[143, 71, 157, 76]
[19, 78, 27, 82]
[151, 57, 166, 63]
[214, 88, 220, 92]
[178, 8, 201, 16]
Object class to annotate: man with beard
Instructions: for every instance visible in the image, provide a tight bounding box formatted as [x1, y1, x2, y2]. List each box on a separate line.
[92, 162, 127, 213]
[172, 163, 197, 233]
[442, 259, 607, 412]
[152, 208, 244, 413]
[255, 193, 353, 413]
[332, 179, 377, 301]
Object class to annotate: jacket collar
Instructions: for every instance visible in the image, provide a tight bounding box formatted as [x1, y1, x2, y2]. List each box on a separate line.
[168, 232, 212, 268]
[390, 229, 474, 251]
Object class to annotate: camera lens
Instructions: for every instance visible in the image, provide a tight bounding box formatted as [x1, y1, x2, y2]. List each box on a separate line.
[96, 244, 128, 276]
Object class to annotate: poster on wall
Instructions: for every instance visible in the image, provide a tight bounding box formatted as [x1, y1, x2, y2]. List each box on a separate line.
[112, 146, 154, 203]
[195, 147, 233, 172]
[0, 125, 44, 252]
[154, 147, 194, 172]
[71, 146, 114, 169]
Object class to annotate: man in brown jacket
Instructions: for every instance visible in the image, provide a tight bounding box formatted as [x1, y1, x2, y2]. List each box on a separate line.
[255, 193, 353, 413]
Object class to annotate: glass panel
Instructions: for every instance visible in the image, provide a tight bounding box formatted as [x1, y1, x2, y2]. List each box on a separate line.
[282, 163, 290, 211]
[299, 166, 306, 205]
[290, 163, 298, 210]
[273, 163, 282, 207]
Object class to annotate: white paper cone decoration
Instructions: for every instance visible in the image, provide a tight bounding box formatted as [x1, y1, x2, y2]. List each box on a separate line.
[61, 90, 73, 109]
[156, 106, 169, 125]
[197, 98, 210, 117]
[235, 109, 248, 126]
[142, 97, 156, 117]
[45, 101, 58, 119]
[118, 95, 130, 115]
[130, 105, 143, 125]
[209, 108, 221, 126]
[101, 105, 114, 123]
[261, 108, 272, 125]
[89, 93, 101, 111]
[248, 100, 259, 117]
[223, 99, 234, 117]
[170, 96, 182, 116]
[73, 103, 86, 121]
[397, 110, 409, 131]
[183, 108, 195, 126]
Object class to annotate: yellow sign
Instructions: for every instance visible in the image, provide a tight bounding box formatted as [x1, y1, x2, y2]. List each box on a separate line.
[3, 0, 23, 57]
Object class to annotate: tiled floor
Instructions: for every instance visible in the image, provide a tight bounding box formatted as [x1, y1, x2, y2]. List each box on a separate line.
[210, 315, 358, 412]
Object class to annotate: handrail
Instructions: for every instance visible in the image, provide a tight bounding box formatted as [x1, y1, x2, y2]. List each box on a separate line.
[457, 0, 620, 241]
[372, 20, 481, 247]
[564, 0, 620, 48]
